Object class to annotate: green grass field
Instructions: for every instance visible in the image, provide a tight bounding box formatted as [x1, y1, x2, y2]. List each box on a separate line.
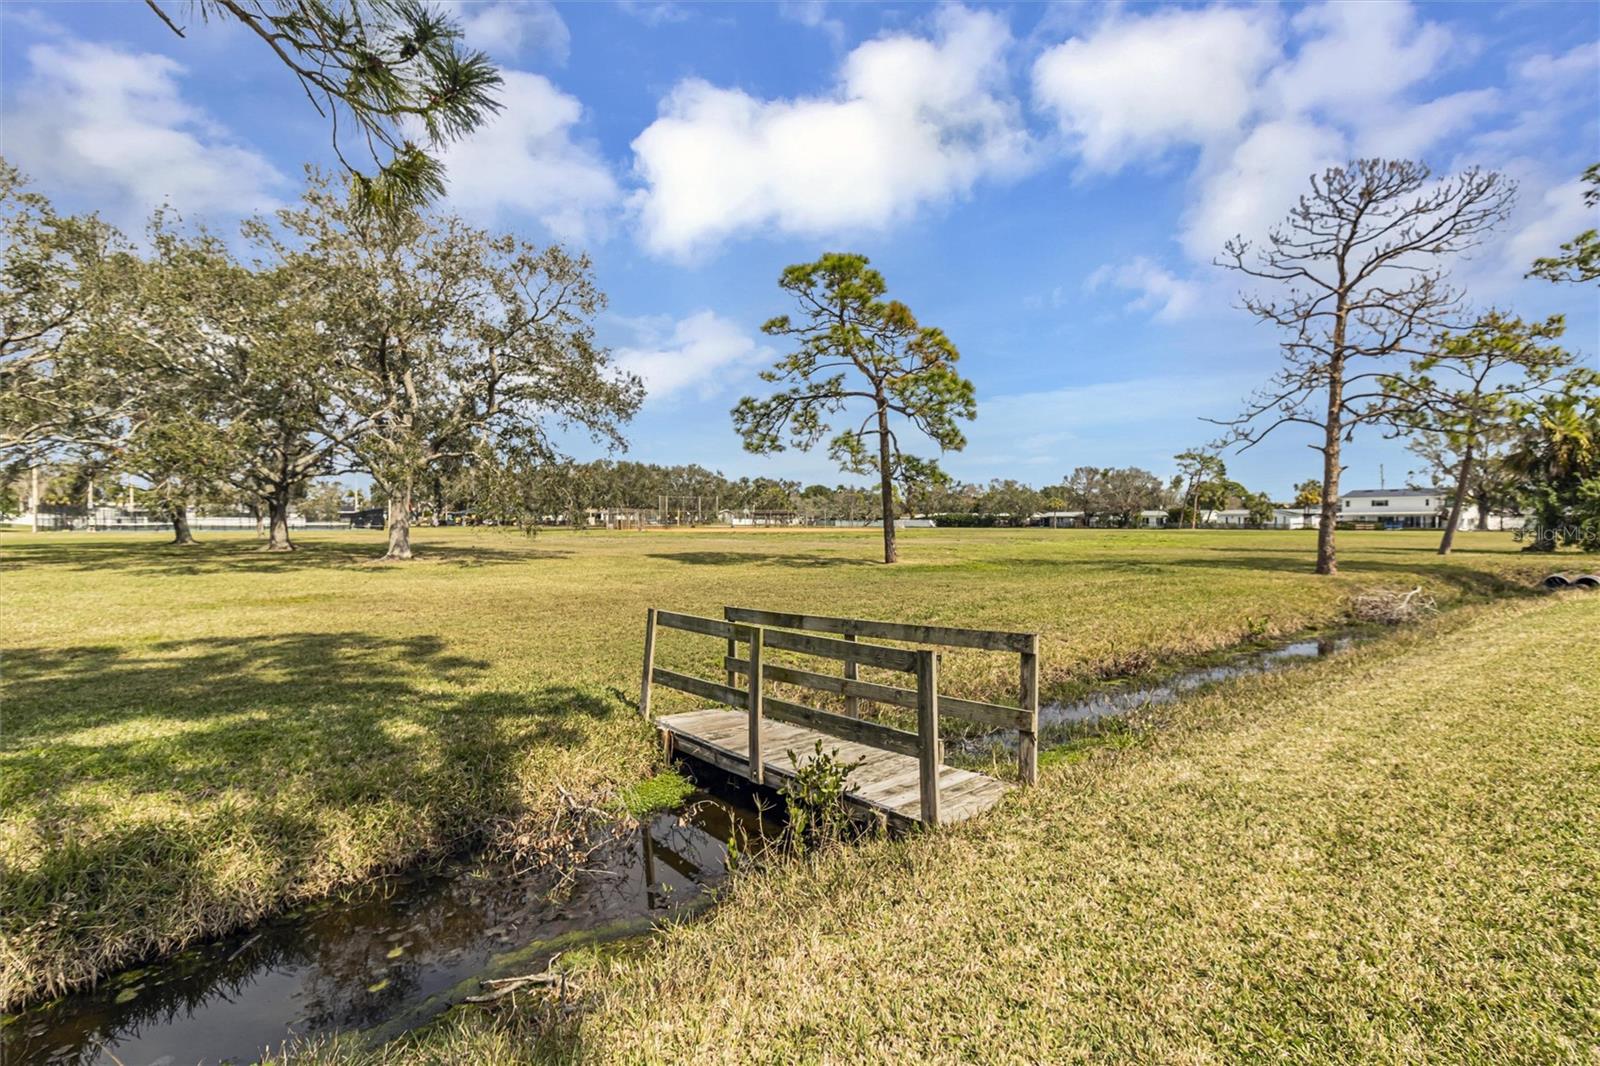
[295, 591, 1600, 1065]
[0, 526, 1560, 1009]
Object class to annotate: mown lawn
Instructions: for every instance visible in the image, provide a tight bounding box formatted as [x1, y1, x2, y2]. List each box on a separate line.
[0, 526, 1554, 1008]
[299, 590, 1597, 1065]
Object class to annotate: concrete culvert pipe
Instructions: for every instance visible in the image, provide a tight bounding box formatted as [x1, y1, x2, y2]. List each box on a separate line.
[1542, 573, 1571, 589]
[1572, 574, 1600, 589]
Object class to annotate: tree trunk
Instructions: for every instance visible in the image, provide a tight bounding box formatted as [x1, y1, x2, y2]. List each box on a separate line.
[263, 488, 294, 551]
[876, 407, 898, 564]
[29, 467, 39, 533]
[1438, 444, 1473, 555]
[171, 504, 197, 546]
[1316, 316, 1348, 575]
[384, 480, 413, 561]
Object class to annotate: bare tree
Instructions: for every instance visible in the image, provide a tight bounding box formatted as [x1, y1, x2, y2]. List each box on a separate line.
[1215, 160, 1515, 574]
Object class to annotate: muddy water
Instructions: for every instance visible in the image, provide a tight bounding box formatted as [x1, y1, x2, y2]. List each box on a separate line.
[4, 788, 774, 1066]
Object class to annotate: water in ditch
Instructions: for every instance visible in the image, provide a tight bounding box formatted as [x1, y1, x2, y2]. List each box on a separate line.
[4, 784, 775, 1066]
[952, 629, 1365, 762]
[7, 630, 1366, 1065]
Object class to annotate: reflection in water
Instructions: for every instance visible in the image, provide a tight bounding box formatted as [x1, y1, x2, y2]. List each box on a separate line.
[5, 790, 773, 1066]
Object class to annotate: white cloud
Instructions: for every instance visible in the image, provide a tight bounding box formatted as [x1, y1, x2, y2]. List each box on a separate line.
[1262, 3, 1455, 122]
[1086, 257, 1201, 321]
[457, 1, 571, 65]
[1515, 41, 1600, 92]
[1354, 88, 1500, 159]
[1183, 118, 1346, 261]
[629, 6, 1031, 257]
[616, 1, 690, 27]
[435, 70, 619, 241]
[1032, 7, 1278, 170]
[778, 0, 845, 48]
[2, 39, 283, 221]
[614, 311, 770, 401]
[1030, 2, 1513, 269]
[1504, 175, 1597, 283]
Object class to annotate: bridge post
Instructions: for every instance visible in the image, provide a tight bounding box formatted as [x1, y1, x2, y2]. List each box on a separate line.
[1019, 636, 1039, 786]
[744, 624, 764, 784]
[916, 649, 940, 825]
[639, 607, 658, 720]
[842, 633, 858, 717]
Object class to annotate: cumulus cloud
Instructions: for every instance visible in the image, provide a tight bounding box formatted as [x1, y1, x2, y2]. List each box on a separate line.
[457, 1, 571, 65]
[1261, 2, 1455, 122]
[1086, 257, 1201, 321]
[1032, 6, 1278, 169]
[1030, 1, 1543, 277]
[2, 38, 283, 222]
[1182, 118, 1346, 261]
[435, 71, 619, 241]
[630, 6, 1031, 257]
[614, 311, 770, 402]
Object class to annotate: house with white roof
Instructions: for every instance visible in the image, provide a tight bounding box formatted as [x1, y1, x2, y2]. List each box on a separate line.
[1339, 488, 1469, 530]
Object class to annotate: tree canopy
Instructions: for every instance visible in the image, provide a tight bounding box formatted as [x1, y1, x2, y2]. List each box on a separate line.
[145, 0, 502, 213]
[733, 252, 975, 563]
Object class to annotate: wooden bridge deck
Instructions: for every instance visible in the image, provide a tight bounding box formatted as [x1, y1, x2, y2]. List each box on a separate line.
[658, 707, 1011, 828]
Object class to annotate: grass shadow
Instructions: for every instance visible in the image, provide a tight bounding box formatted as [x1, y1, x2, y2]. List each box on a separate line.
[1, 630, 627, 1008]
[0, 538, 568, 577]
[645, 550, 874, 569]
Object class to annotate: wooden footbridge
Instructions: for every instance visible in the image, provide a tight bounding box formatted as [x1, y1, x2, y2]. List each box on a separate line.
[639, 607, 1040, 828]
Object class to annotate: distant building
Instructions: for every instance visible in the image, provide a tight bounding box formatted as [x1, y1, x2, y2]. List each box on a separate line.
[1339, 488, 1464, 530]
[1197, 508, 1255, 527]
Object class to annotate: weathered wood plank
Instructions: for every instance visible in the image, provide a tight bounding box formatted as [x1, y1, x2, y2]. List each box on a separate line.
[843, 633, 860, 718]
[725, 606, 1035, 653]
[744, 625, 764, 785]
[938, 693, 1032, 730]
[760, 627, 918, 672]
[1019, 639, 1040, 787]
[639, 608, 657, 720]
[651, 668, 746, 709]
[655, 610, 738, 640]
[762, 696, 921, 758]
[655, 706, 1010, 827]
[725, 656, 919, 710]
[916, 649, 940, 825]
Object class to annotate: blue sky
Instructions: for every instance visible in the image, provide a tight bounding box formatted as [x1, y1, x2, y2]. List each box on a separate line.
[3, 1, 1596, 497]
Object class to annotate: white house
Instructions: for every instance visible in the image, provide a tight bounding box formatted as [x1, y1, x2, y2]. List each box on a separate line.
[1197, 508, 1255, 527]
[1339, 488, 1471, 529]
[1272, 508, 1316, 529]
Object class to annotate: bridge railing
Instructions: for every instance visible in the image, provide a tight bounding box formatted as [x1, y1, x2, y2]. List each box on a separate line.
[723, 607, 1040, 786]
[639, 607, 1040, 825]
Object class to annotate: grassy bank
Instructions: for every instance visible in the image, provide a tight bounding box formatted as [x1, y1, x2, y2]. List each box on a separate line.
[308, 590, 1596, 1064]
[0, 526, 1553, 1007]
